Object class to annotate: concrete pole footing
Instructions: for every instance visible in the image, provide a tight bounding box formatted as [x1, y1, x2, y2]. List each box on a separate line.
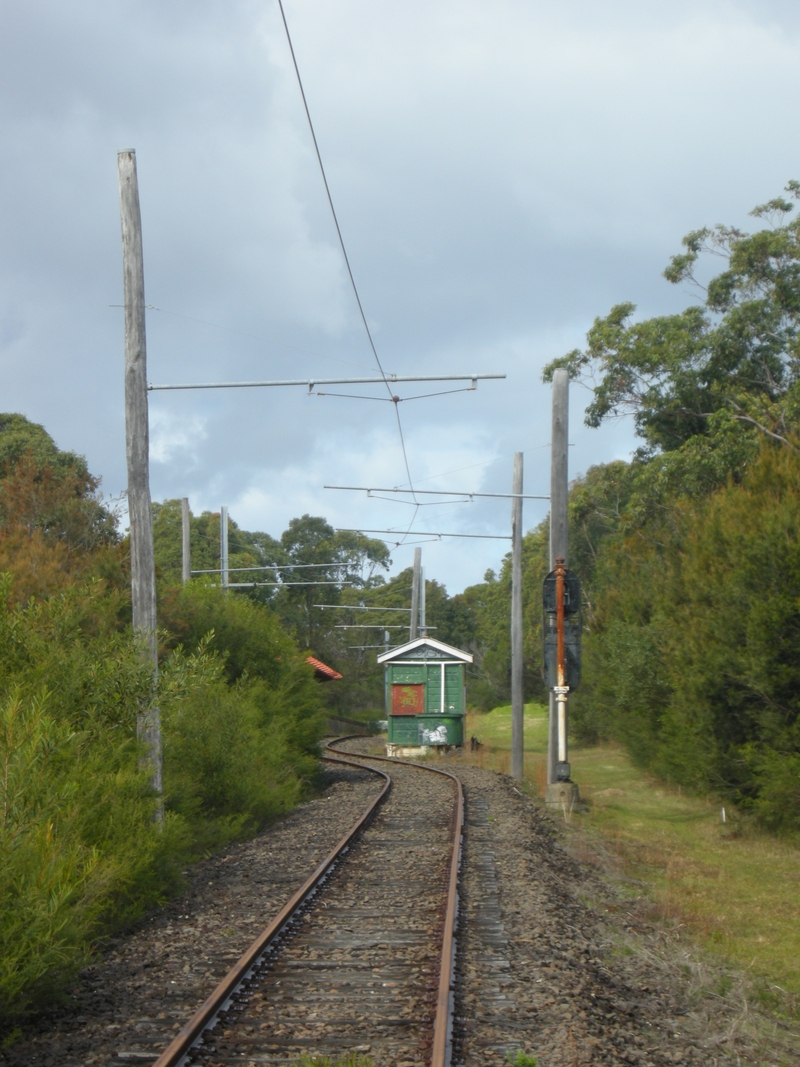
[545, 781, 582, 810]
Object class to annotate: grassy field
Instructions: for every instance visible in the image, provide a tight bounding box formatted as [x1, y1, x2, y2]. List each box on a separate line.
[456, 704, 800, 1008]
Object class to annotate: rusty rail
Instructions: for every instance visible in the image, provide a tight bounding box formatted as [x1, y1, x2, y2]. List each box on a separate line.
[326, 737, 464, 1067]
[150, 752, 390, 1067]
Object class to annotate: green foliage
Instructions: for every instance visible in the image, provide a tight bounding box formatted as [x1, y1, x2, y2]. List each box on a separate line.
[0, 666, 185, 1019]
[153, 500, 283, 584]
[0, 420, 345, 1025]
[534, 185, 800, 833]
[0, 413, 90, 480]
[163, 669, 304, 844]
[567, 443, 800, 831]
[506, 1051, 538, 1067]
[159, 581, 326, 766]
[0, 574, 325, 1021]
[544, 181, 800, 457]
[0, 414, 117, 552]
[160, 580, 292, 685]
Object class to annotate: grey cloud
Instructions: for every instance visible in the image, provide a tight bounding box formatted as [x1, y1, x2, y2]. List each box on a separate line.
[2, 0, 799, 591]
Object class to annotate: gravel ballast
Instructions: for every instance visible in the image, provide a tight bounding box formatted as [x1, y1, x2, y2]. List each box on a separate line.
[2, 743, 790, 1067]
[0, 762, 383, 1067]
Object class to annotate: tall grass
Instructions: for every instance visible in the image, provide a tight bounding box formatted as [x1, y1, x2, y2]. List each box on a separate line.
[460, 704, 800, 1009]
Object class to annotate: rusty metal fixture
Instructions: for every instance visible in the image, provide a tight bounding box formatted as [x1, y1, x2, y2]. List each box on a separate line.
[555, 554, 566, 686]
[149, 752, 390, 1067]
[326, 736, 464, 1067]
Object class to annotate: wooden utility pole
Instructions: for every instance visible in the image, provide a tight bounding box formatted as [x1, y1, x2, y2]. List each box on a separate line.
[181, 497, 191, 584]
[220, 505, 229, 591]
[510, 452, 524, 780]
[420, 565, 426, 636]
[410, 547, 421, 641]
[118, 149, 162, 808]
[548, 368, 569, 785]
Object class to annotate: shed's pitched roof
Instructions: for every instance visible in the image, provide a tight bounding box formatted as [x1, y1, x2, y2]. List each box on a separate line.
[376, 636, 473, 665]
[306, 656, 343, 681]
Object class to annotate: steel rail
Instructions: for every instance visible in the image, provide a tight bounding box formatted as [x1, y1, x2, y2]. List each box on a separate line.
[325, 736, 464, 1067]
[150, 752, 390, 1067]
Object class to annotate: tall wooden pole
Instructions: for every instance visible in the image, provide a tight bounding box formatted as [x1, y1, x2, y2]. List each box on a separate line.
[220, 505, 229, 591]
[410, 547, 421, 641]
[510, 451, 524, 780]
[118, 149, 162, 807]
[420, 565, 426, 636]
[548, 368, 569, 786]
[181, 497, 191, 584]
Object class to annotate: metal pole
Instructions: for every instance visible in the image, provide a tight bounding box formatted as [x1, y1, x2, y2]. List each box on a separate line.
[181, 497, 191, 585]
[410, 547, 421, 641]
[118, 149, 162, 812]
[420, 566, 426, 636]
[510, 451, 524, 781]
[220, 506, 229, 591]
[548, 368, 569, 786]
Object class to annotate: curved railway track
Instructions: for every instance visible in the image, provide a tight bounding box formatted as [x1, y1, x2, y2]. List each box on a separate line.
[150, 739, 463, 1067]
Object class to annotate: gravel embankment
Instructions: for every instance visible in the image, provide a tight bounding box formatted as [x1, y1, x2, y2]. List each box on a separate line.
[341, 737, 763, 1067]
[2, 741, 789, 1067]
[0, 762, 383, 1067]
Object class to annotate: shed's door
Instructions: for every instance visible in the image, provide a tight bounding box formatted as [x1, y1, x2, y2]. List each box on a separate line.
[391, 684, 424, 716]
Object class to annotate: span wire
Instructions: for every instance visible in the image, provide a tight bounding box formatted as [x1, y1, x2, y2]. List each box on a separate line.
[276, 0, 420, 546]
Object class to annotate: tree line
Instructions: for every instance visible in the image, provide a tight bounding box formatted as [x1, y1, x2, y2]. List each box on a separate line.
[0, 415, 327, 1022]
[474, 182, 800, 834]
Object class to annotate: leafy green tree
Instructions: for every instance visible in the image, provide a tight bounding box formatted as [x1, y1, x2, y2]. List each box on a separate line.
[0, 415, 120, 605]
[152, 500, 284, 584]
[531, 184, 800, 833]
[545, 182, 800, 459]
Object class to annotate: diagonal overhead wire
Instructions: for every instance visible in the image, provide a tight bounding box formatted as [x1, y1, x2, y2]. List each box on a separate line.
[276, 0, 418, 529]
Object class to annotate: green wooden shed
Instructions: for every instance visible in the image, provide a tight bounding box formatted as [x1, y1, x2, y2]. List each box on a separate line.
[377, 637, 473, 755]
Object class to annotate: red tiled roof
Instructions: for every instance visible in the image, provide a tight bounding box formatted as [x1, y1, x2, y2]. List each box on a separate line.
[306, 656, 343, 681]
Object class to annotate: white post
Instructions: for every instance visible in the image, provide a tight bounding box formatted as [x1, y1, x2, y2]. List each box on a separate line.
[557, 690, 568, 762]
[220, 505, 229, 591]
[181, 497, 191, 585]
[118, 149, 162, 814]
[510, 451, 524, 781]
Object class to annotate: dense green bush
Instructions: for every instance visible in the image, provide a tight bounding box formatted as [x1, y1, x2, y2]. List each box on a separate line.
[565, 442, 800, 832]
[0, 576, 325, 1022]
[0, 419, 329, 1023]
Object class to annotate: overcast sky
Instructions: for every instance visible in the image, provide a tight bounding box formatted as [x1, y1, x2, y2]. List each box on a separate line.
[2, 0, 800, 592]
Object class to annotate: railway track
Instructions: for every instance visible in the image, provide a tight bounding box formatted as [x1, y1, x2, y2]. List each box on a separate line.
[149, 739, 463, 1067]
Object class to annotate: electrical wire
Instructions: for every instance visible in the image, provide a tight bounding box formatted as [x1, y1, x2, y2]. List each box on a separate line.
[276, 0, 420, 546]
[312, 385, 477, 402]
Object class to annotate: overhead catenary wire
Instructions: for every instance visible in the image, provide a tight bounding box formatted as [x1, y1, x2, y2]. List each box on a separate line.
[313, 604, 413, 612]
[191, 562, 354, 574]
[335, 624, 436, 629]
[216, 581, 353, 588]
[325, 486, 548, 500]
[313, 384, 480, 403]
[336, 528, 512, 541]
[275, 0, 422, 539]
